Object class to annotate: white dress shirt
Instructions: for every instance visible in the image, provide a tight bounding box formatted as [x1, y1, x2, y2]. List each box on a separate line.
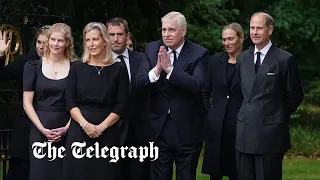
[148, 41, 185, 83]
[112, 49, 131, 81]
[254, 40, 272, 65]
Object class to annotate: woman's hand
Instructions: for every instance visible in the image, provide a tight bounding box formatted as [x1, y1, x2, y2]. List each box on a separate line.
[52, 127, 67, 137]
[95, 124, 106, 134]
[83, 123, 101, 138]
[40, 128, 61, 142]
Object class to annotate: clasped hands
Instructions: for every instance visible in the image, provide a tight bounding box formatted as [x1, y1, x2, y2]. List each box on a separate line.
[154, 46, 173, 75]
[41, 127, 67, 142]
[82, 122, 105, 138]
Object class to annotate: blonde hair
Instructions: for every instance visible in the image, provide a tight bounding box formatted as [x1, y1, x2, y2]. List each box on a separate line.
[82, 22, 114, 64]
[44, 23, 76, 61]
[222, 22, 244, 38]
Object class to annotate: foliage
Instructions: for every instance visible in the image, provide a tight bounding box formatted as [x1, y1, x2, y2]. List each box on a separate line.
[304, 81, 320, 105]
[182, 0, 239, 54]
[267, 0, 320, 86]
[287, 124, 320, 157]
[288, 104, 320, 158]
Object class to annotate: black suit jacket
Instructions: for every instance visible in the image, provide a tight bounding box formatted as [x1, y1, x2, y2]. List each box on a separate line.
[122, 50, 148, 144]
[202, 53, 243, 175]
[136, 39, 209, 145]
[236, 45, 304, 154]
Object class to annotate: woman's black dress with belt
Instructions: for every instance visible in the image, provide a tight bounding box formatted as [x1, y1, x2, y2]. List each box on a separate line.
[201, 52, 243, 179]
[23, 60, 73, 180]
[62, 62, 129, 180]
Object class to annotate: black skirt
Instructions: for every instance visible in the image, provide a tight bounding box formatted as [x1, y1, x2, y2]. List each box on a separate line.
[61, 108, 120, 180]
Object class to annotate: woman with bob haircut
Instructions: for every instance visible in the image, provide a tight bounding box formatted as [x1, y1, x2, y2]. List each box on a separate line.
[62, 22, 129, 180]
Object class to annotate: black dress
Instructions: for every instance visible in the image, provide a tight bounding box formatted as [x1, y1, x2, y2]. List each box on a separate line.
[23, 60, 72, 180]
[62, 62, 129, 180]
[202, 53, 243, 180]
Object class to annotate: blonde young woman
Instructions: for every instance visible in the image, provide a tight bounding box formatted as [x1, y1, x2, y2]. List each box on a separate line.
[23, 23, 76, 180]
[62, 22, 129, 180]
[202, 23, 244, 180]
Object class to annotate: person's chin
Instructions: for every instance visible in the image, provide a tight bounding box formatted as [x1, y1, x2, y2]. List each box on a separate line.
[37, 52, 44, 57]
[90, 52, 100, 56]
[51, 50, 62, 55]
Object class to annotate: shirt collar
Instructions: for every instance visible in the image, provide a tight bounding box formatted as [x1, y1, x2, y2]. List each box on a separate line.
[254, 40, 272, 55]
[168, 40, 185, 55]
[112, 48, 129, 60]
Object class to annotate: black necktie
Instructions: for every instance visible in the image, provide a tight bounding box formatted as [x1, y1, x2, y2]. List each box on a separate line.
[172, 50, 177, 66]
[118, 55, 125, 64]
[255, 52, 261, 73]
[118, 55, 131, 92]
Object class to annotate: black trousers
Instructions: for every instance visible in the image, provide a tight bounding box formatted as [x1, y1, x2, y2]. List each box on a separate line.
[118, 125, 150, 180]
[6, 158, 29, 180]
[236, 151, 284, 180]
[150, 115, 202, 180]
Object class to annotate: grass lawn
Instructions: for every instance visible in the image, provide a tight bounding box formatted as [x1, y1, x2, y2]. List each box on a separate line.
[1, 158, 319, 180]
[173, 157, 320, 180]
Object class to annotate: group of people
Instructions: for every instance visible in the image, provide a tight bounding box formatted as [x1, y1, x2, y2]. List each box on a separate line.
[0, 10, 304, 180]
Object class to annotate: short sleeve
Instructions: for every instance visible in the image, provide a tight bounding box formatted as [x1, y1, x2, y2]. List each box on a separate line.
[23, 60, 40, 91]
[65, 61, 80, 111]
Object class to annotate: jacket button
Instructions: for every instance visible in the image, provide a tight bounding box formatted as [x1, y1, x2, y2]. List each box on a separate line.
[227, 95, 229, 99]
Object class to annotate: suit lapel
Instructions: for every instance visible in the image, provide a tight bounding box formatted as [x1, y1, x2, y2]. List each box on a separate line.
[249, 46, 277, 99]
[243, 48, 256, 98]
[128, 50, 139, 87]
[220, 53, 240, 94]
[219, 53, 228, 88]
[174, 40, 192, 70]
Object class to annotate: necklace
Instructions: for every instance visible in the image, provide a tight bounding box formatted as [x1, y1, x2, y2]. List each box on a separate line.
[54, 72, 57, 76]
[94, 66, 104, 75]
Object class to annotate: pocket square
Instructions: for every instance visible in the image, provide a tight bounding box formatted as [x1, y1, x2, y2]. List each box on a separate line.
[267, 73, 276, 75]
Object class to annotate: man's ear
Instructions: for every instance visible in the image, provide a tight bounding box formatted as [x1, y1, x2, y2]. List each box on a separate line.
[127, 32, 131, 41]
[268, 25, 274, 36]
[182, 26, 187, 36]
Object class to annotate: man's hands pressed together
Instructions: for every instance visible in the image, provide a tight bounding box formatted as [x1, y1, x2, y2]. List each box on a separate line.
[154, 46, 173, 77]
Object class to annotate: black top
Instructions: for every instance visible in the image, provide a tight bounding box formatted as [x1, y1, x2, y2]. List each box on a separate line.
[227, 62, 236, 91]
[23, 60, 73, 112]
[0, 51, 40, 101]
[65, 62, 129, 116]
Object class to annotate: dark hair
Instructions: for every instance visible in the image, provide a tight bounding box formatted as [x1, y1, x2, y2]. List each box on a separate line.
[36, 25, 51, 38]
[106, 17, 129, 33]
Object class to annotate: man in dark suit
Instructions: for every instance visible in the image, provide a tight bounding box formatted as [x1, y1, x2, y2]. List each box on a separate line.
[106, 17, 149, 180]
[136, 11, 208, 180]
[235, 12, 304, 180]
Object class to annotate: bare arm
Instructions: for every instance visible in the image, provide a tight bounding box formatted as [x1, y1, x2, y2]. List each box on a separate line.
[23, 91, 57, 140]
